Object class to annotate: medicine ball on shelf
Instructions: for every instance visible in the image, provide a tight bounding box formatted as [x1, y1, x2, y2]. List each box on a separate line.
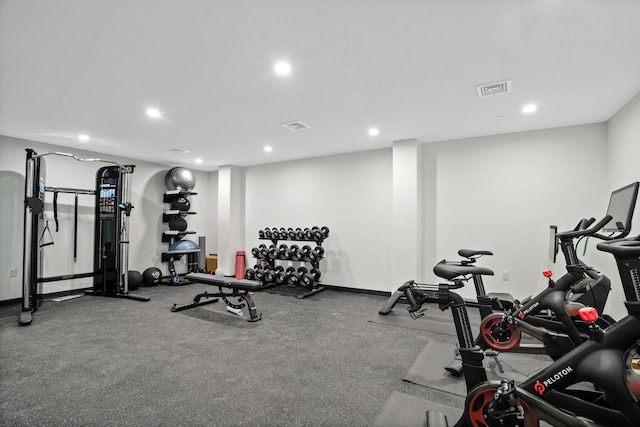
[142, 267, 162, 286]
[125, 270, 143, 291]
[168, 217, 188, 231]
[165, 167, 196, 191]
[170, 197, 190, 211]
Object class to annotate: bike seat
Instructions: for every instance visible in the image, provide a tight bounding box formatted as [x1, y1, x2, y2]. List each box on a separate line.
[458, 249, 493, 259]
[433, 263, 494, 280]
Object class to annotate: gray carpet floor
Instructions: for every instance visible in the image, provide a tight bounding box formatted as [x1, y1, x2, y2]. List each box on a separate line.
[0, 283, 468, 427]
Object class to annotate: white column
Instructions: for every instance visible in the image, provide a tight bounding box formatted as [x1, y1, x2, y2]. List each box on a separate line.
[217, 165, 244, 275]
[392, 139, 423, 289]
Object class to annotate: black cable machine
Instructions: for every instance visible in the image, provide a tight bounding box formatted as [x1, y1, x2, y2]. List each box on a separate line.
[20, 149, 149, 326]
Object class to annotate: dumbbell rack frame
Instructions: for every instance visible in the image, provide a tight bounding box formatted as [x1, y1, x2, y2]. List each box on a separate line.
[161, 190, 198, 285]
[257, 230, 328, 299]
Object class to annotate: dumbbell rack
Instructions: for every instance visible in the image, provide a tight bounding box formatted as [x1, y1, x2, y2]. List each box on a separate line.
[161, 190, 198, 285]
[251, 227, 329, 299]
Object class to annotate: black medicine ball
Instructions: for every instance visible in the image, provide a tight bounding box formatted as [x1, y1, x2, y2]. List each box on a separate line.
[168, 217, 188, 231]
[142, 267, 162, 286]
[170, 197, 190, 211]
[125, 270, 143, 291]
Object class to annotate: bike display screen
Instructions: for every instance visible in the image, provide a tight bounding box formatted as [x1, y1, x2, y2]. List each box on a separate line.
[602, 182, 639, 233]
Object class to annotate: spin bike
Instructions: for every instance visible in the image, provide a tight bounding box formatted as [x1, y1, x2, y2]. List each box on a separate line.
[420, 235, 640, 427]
[476, 214, 621, 360]
[381, 221, 615, 355]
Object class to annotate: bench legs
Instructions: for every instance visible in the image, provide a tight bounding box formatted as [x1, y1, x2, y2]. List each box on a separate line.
[172, 289, 262, 322]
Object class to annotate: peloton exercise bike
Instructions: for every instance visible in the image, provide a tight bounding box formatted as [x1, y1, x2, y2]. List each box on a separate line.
[21, 149, 148, 326]
[387, 182, 638, 365]
[411, 233, 640, 427]
[476, 182, 638, 360]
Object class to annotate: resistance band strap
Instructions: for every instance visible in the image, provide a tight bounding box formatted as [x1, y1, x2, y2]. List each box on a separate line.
[53, 191, 59, 232]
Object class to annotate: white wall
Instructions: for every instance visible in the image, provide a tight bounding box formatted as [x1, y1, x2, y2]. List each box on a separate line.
[0, 136, 211, 300]
[3, 93, 640, 303]
[423, 124, 609, 301]
[243, 149, 393, 292]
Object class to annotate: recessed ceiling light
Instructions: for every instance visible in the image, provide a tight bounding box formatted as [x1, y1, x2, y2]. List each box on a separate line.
[274, 61, 291, 76]
[264, 146, 273, 153]
[522, 104, 537, 114]
[368, 128, 379, 136]
[146, 108, 162, 118]
[78, 134, 90, 141]
[195, 158, 203, 164]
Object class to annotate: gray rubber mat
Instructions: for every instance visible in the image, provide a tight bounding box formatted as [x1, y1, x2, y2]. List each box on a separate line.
[369, 304, 481, 336]
[371, 390, 462, 427]
[403, 340, 552, 396]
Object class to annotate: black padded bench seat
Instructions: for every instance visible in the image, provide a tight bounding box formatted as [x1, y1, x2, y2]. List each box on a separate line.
[171, 273, 268, 322]
[184, 273, 265, 291]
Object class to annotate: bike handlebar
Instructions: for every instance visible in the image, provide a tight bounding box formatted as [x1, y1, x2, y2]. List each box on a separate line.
[558, 214, 614, 240]
[597, 236, 640, 256]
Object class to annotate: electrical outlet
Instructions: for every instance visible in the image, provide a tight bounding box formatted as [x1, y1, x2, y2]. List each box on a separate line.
[502, 271, 509, 281]
[8, 268, 17, 278]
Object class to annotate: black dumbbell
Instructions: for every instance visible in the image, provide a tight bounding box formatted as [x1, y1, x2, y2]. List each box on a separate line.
[279, 228, 287, 238]
[275, 268, 287, 284]
[258, 230, 265, 239]
[271, 228, 280, 239]
[254, 267, 265, 282]
[320, 226, 330, 238]
[259, 245, 269, 259]
[298, 266, 308, 275]
[245, 268, 255, 280]
[287, 270, 301, 285]
[264, 228, 272, 238]
[304, 228, 313, 240]
[251, 247, 260, 258]
[269, 245, 279, 258]
[287, 228, 296, 239]
[308, 246, 324, 262]
[290, 245, 304, 260]
[301, 245, 312, 258]
[313, 229, 323, 241]
[278, 244, 288, 257]
[301, 268, 321, 287]
[295, 228, 304, 239]
[264, 269, 276, 283]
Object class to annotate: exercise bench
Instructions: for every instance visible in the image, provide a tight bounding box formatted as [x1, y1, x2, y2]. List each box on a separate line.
[171, 273, 268, 322]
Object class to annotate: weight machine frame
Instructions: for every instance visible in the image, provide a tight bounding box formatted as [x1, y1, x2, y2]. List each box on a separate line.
[20, 149, 148, 326]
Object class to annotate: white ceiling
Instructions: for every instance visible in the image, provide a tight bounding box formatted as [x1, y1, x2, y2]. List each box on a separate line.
[2, 0, 640, 172]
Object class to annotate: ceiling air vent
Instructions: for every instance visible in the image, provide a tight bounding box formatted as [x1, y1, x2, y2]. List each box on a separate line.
[281, 120, 311, 131]
[476, 80, 512, 98]
[168, 148, 190, 154]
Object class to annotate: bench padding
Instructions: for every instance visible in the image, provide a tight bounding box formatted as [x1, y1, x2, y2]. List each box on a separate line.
[185, 273, 265, 291]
